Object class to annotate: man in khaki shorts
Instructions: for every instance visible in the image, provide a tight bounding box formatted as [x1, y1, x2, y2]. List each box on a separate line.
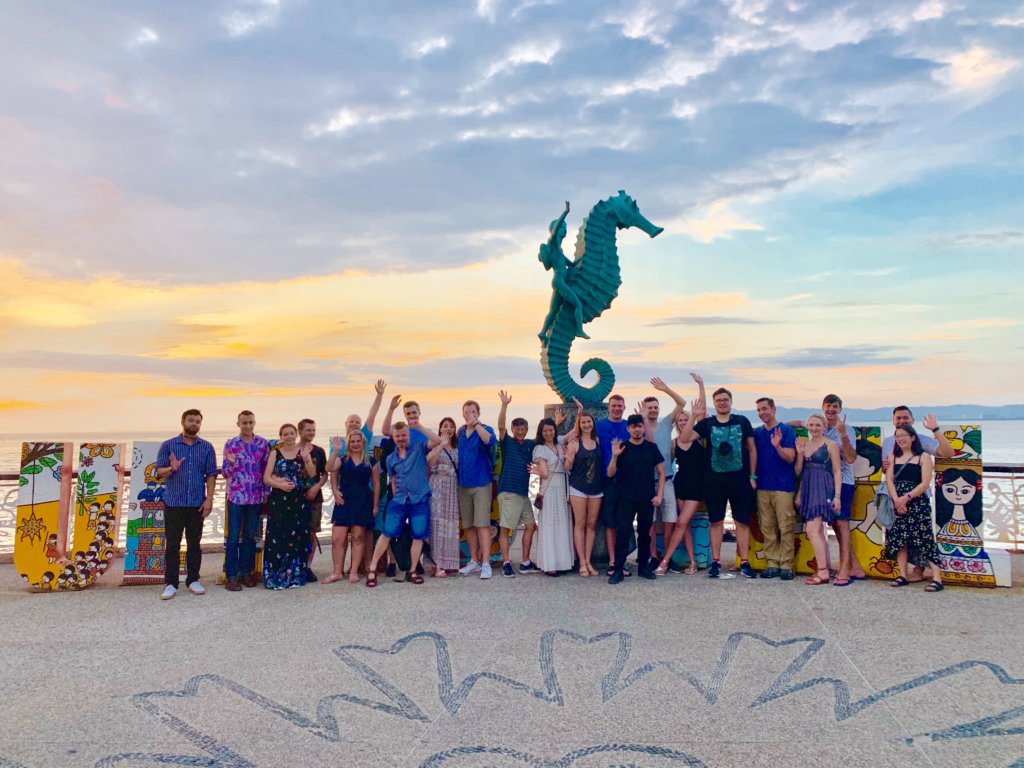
[455, 400, 497, 579]
[495, 390, 538, 577]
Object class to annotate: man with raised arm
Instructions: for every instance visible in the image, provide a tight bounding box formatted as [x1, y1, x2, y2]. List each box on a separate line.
[676, 374, 757, 580]
[366, 419, 442, 587]
[820, 394, 866, 585]
[753, 397, 797, 580]
[456, 400, 498, 580]
[606, 414, 665, 584]
[328, 379, 387, 465]
[645, 377, 688, 564]
[596, 393, 630, 574]
[496, 390, 538, 576]
[155, 409, 218, 600]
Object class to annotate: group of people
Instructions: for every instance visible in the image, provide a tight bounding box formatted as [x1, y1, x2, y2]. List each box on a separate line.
[154, 376, 955, 599]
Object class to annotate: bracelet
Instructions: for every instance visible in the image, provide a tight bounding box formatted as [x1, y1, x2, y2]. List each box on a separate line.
[749, 474, 757, 480]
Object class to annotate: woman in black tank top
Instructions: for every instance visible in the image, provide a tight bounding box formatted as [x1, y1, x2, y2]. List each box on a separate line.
[656, 408, 706, 575]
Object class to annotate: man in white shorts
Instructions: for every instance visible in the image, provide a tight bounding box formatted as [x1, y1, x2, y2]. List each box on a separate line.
[645, 377, 687, 568]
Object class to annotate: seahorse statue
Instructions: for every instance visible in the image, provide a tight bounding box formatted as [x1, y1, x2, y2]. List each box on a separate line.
[538, 190, 663, 405]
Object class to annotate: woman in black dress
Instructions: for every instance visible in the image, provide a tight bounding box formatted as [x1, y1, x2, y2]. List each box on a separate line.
[884, 426, 943, 592]
[656, 405, 706, 575]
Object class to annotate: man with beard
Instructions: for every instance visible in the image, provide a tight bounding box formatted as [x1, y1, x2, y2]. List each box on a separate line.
[156, 409, 218, 600]
[297, 418, 329, 581]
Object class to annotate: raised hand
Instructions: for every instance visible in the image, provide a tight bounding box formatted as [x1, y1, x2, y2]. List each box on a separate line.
[498, 389, 511, 406]
[650, 376, 668, 392]
[375, 379, 387, 395]
[770, 428, 782, 448]
[689, 371, 704, 386]
[794, 436, 807, 454]
[571, 396, 584, 413]
[331, 436, 343, 453]
[611, 438, 625, 456]
[922, 413, 939, 432]
[388, 394, 402, 411]
[299, 444, 312, 461]
[169, 453, 183, 472]
[691, 397, 706, 418]
[634, 401, 643, 415]
[553, 407, 566, 427]
[838, 413, 848, 433]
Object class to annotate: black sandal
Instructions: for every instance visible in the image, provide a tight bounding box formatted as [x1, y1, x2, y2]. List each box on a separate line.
[924, 581, 944, 592]
[890, 576, 909, 587]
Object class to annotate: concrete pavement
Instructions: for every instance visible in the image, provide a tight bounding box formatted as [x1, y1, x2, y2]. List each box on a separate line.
[1, 546, 1022, 768]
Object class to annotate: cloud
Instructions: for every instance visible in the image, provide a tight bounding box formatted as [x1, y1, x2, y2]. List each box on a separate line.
[129, 27, 159, 48]
[667, 200, 763, 243]
[731, 345, 915, 369]
[647, 316, 770, 327]
[410, 36, 449, 58]
[221, 0, 284, 38]
[939, 46, 1018, 92]
[929, 230, 1024, 251]
[483, 39, 561, 79]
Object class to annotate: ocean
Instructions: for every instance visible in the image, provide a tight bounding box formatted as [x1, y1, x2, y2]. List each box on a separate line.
[1, 420, 1022, 474]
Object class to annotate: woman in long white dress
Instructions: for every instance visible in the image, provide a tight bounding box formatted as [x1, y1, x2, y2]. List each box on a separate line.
[530, 418, 575, 575]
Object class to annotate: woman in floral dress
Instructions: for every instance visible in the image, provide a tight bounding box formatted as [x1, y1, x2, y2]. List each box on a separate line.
[427, 417, 460, 577]
[885, 425, 942, 592]
[261, 424, 315, 589]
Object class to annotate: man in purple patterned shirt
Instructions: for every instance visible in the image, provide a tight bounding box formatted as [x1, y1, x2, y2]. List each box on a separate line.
[221, 410, 270, 591]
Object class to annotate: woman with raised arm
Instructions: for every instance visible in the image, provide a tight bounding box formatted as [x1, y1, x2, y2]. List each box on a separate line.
[531, 417, 574, 575]
[324, 431, 380, 585]
[885, 425, 942, 591]
[795, 413, 843, 586]
[427, 417, 460, 578]
[563, 410, 602, 576]
[655, 398, 706, 575]
[262, 424, 316, 589]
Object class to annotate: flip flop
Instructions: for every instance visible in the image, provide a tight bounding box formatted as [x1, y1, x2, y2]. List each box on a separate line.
[322, 574, 343, 584]
[832, 578, 852, 587]
[890, 576, 908, 587]
[924, 581, 944, 592]
[684, 566, 697, 575]
[849, 574, 867, 581]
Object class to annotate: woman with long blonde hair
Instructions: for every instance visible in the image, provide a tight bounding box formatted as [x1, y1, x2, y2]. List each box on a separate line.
[563, 410, 602, 576]
[324, 430, 380, 584]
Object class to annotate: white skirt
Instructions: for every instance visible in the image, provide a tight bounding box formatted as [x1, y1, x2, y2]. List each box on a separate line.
[535, 473, 575, 572]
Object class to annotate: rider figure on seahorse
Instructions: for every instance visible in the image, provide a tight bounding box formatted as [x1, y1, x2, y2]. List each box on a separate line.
[538, 201, 589, 346]
[535, 191, 663, 405]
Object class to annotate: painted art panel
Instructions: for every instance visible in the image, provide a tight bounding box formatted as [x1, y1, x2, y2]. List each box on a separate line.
[934, 425, 995, 587]
[14, 442, 71, 590]
[123, 441, 180, 585]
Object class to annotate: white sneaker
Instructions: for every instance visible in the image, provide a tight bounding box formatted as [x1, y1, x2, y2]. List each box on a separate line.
[480, 563, 492, 579]
[188, 581, 206, 595]
[160, 585, 177, 600]
[458, 560, 482, 575]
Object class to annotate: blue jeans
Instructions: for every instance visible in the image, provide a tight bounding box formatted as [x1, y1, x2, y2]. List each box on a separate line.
[225, 502, 262, 579]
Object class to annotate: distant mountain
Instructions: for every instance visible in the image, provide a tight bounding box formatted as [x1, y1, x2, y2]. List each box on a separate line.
[736, 404, 1024, 423]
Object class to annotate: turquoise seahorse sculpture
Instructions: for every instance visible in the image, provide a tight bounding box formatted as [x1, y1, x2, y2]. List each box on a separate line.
[539, 190, 663, 405]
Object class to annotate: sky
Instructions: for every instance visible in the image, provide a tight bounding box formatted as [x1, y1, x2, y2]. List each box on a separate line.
[0, 0, 1022, 435]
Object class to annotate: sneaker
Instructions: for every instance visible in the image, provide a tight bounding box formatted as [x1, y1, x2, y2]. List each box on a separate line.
[459, 560, 482, 575]
[225, 578, 242, 592]
[780, 569, 796, 581]
[187, 581, 206, 595]
[708, 562, 736, 580]
[760, 567, 780, 579]
[638, 567, 657, 581]
[306, 569, 318, 583]
[502, 562, 515, 578]
[608, 571, 624, 585]
[518, 560, 539, 574]
[739, 562, 756, 579]
[480, 563, 492, 579]
[160, 585, 177, 600]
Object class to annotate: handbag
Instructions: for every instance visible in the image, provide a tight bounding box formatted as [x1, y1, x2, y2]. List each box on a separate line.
[873, 462, 909, 529]
[534, 493, 544, 511]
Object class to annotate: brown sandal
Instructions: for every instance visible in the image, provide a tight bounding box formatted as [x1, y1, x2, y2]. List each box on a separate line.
[410, 573, 424, 585]
[365, 572, 377, 588]
[805, 569, 830, 586]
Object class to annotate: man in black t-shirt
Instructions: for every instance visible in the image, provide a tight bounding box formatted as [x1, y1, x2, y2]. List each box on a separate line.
[298, 418, 329, 582]
[606, 414, 665, 584]
[677, 383, 757, 580]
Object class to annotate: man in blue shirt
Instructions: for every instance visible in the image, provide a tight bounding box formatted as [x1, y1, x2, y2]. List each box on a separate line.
[753, 397, 796, 580]
[596, 394, 629, 573]
[456, 400, 498, 580]
[155, 409, 218, 600]
[366, 420, 441, 587]
[495, 390, 538, 577]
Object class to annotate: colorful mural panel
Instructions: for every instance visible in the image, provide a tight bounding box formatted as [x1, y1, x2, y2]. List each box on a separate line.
[14, 442, 124, 590]
[934, 426, 995, 588]
[123, 441, 178, 585]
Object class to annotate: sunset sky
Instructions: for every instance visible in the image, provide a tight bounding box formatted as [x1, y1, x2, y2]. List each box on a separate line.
[1, 0, 1022, 434]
